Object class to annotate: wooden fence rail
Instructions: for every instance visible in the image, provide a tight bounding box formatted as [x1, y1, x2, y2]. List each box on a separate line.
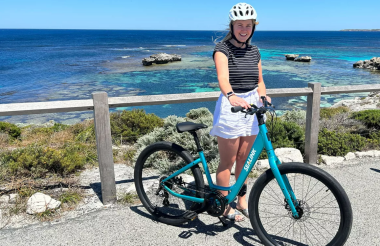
[1, 83, 379, 204]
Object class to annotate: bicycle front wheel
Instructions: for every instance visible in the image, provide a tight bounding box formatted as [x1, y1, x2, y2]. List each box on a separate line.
[134, 141, 205, 226]
[249, 163, 353, 246]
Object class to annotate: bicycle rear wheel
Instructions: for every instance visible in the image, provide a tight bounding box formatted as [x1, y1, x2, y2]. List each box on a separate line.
[249, 163, 353, 246]
[134, 141, 205, 226]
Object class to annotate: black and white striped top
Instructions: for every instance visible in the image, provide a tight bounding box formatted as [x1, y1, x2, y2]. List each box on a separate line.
[213, 41, 261, 93]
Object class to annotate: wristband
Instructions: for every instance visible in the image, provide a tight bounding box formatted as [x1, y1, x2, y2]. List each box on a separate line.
[226, 91, 235, 99]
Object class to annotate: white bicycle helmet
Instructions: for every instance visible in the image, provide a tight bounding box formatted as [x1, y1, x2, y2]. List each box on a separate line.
[229, 3, 257, 21]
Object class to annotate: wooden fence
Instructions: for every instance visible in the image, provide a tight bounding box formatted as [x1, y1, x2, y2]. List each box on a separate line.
[1, 82, 379, 204]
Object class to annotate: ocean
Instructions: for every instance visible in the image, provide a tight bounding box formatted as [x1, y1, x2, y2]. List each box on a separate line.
[1, 29, 380, 124]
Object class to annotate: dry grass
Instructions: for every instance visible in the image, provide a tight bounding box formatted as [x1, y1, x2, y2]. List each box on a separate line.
[118, 192, 140, 205]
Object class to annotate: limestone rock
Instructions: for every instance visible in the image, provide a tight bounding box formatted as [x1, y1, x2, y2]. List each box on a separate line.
[255, 159, 270, 170]
[275, 148, 303, 163]
[321, 155, 344, 165]
[126, 184, 136, 194]
[344, 152, 356, 160]
[355, 151, 375, 158]
[26, 192, 61, 215]
[285, 54, 299, 60]
[142, 53, 181, 66]
[0, 195, 10, 204]
[373, 150, 380, 157]
[294, 56, 312, 62]
[353, 57, 380, 70]
[179, 174, 195, 184]
[9, 194, 19, 204]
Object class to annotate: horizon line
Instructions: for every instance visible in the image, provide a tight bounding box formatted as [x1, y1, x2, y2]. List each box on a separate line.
[0, 28, 359, 31]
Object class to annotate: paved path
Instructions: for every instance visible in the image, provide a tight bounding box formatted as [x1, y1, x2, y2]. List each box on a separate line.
[1, 159, 380, 246]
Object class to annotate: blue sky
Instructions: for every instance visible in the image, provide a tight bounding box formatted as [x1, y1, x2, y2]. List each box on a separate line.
[1, 0, 379, 30]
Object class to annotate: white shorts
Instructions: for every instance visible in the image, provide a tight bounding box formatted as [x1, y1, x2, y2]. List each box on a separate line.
[210, 88, 262, 139]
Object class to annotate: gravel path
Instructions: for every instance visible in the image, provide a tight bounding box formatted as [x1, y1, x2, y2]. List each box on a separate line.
[0, 158, 379, 246]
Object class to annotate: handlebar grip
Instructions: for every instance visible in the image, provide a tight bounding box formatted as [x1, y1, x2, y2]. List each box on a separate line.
[231, 106, 243, 113]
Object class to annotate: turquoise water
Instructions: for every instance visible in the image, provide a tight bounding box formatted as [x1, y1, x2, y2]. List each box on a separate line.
[1, 30, 379, 124]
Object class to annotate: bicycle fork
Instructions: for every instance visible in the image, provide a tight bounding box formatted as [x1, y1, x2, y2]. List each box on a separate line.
[270, 154, 300, 219]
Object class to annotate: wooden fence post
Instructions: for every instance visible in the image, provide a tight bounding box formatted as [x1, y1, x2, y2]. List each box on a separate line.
[92, 92, 117, 204]
[305, 83, 321, 164]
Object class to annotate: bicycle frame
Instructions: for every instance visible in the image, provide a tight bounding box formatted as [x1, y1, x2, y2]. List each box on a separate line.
[161, 122, 301, 218]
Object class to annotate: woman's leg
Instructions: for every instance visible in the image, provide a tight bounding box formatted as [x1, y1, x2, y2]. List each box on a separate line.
[234, 135, 257, 211]
[216, 136, 244, 221]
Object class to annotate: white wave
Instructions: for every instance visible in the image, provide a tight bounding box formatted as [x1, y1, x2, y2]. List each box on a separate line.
[162, 45, 186, 47]
[109, 47, 146, 51]
[121, 56, 130, 59]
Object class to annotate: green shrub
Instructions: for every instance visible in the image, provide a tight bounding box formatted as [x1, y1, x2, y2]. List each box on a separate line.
[259, 118, 305, 159]
[0, 121, 21, 139]
[0, 144, 87, 178]
[281, 109, 306, 125]
[110, 109, 164, 144]
[318, 128, 367, 156]
[134, 108, 219, 173]
[73, 123, 96, 143]
[351, 110, 380, 129]
[30, 123, 69, 135]
[320, 106, 350, 119]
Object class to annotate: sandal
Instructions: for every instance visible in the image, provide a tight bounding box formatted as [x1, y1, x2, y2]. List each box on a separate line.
[223, 210, 245, 222]
[236, 207, 249, 218]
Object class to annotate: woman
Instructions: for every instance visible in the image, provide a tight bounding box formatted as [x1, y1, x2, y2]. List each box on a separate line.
[210, 2, 271, 222]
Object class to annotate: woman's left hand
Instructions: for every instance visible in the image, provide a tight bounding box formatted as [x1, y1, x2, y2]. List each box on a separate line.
[260, 95, 271, 104]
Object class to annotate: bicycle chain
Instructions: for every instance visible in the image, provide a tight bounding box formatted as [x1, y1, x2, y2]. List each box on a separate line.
[154, 176, 226, 214]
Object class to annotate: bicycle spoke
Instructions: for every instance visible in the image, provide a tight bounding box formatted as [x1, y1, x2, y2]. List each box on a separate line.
[256, 167, 347, 246]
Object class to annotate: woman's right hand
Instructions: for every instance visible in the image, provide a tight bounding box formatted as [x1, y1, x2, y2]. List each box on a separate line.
[228, 95, 251, 109]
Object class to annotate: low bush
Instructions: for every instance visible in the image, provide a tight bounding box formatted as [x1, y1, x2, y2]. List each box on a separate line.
[259, 118, 305, 159]
[318, 128, 367, 156]
[320, 106, 350, 119]
[281, 109, 306, 125]
[0, 122, 21, 139]
[0, 144, 87, 178]
[110, 109, 164, 144]
[134, 108, 219, 173]
[351, 110, 380, 129]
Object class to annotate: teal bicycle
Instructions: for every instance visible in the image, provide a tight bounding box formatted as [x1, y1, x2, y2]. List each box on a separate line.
[134, 97, 353, 246]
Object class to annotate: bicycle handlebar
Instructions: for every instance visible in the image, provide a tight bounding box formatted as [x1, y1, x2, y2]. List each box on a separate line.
[230, 96, 275, 114]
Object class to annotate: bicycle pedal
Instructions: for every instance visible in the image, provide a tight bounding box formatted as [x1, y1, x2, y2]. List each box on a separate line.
[218, 216, 229, 227]
[183, 211, 198, 221]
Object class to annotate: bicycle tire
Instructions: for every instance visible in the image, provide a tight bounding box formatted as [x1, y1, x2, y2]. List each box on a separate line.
[134, 141, 205, 226]
[249, 162, 353, 246]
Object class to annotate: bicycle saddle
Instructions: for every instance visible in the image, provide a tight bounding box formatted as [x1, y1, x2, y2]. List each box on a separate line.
[176, 122, 208, 133]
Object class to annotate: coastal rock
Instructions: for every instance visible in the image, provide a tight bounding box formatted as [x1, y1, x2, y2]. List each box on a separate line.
[355, 151, 375, 158]
[344, 152, 356, 160]
[331, 93, 380, 112]
[0, 195, 10, 204]
[26, 192, 61, 215]
[142, 53, 181, 66]
[8, 194, 19, 204]
[294, 56, 312, 62]
[353, 57, 380, 70]
[320, 155, 344, 166]
[142, 58, 155, 66]
[255, 159, 270, 170]
[275, 148, 303, 163]
[285, 54, 299, 60]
